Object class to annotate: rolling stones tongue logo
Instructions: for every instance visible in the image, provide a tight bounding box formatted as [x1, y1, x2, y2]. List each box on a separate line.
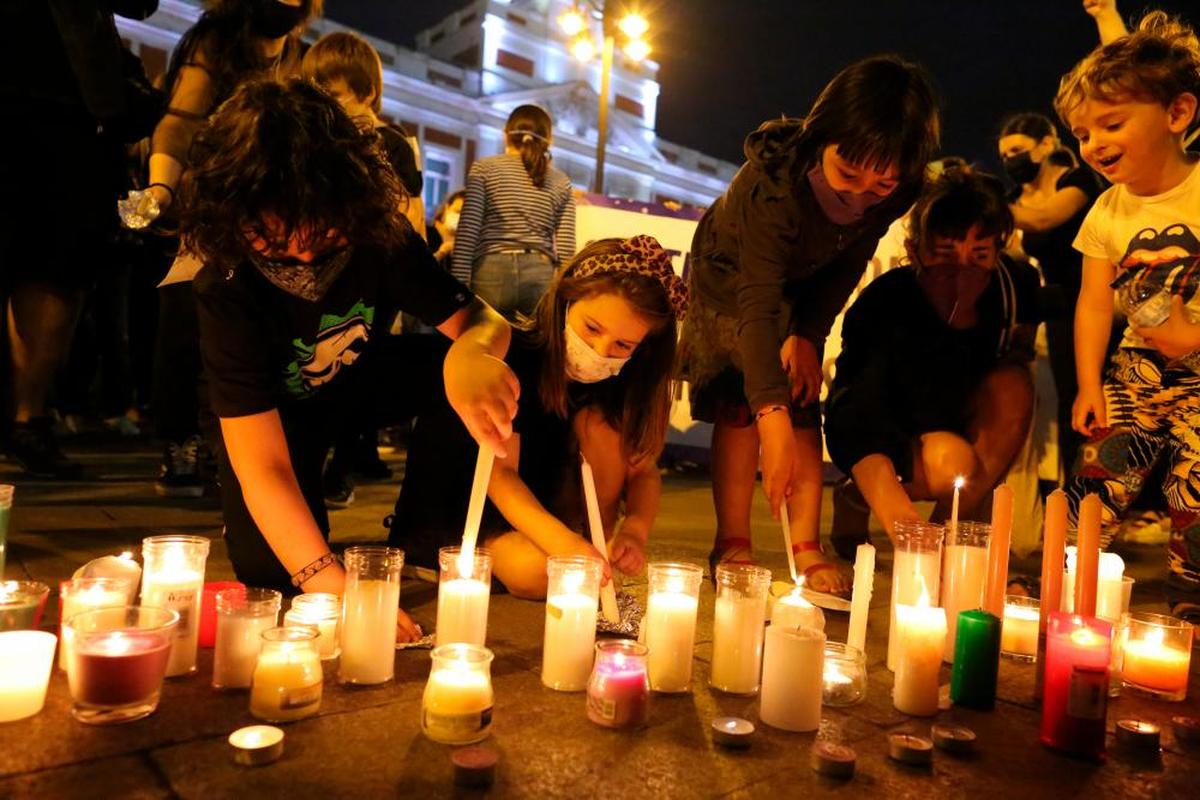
[1113, 224, 1200, 299]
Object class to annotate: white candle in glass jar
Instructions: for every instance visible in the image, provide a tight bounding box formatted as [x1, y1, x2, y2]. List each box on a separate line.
[888, 550, 941, 671]
[940, 543, 988, 662]
[893, 590, 946, 717]
[214, 613, 278, 689]
[140, 569, 203, 677]
[1001, 601, 1040, 659]
[711, 593, 766, 694]
[436, 578, 490, 647]
[339, 579, 400, 685]
[644, 590, 699, 693]
[541, 592, 598, 691]
[249, 640, 322, 722]
[759, 624, 824, 732]
[284, 603, 339, 660]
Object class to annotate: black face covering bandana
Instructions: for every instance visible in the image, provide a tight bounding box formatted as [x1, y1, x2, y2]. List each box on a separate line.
[250, 245, 353, 302]
[1002, 151, 1040, 186]
[252, 0, 306, 39]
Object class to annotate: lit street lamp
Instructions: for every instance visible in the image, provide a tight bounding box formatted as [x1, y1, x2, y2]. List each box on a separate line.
[558, 2, 650, 194]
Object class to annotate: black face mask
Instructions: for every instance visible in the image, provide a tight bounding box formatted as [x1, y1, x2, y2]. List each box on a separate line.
[1002, 151, 1040, 186]
[252, 0, 306, 39]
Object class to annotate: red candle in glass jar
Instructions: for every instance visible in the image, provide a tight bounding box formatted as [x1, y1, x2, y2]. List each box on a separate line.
[69, 631, 172, 706]
[1040, 611, 1111, 760]
[199, 581, 243, 648]
[587, 640, 649, 729]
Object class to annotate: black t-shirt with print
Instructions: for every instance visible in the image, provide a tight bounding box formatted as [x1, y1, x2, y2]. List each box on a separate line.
[194, 235, 471, 418]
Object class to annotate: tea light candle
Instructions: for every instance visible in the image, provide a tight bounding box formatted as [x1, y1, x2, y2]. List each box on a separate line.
[229, 725, 284, 766]
[888, 733, 934, 766]
[760, 624, 824, 732]
[644, 564, 702, 693]
[452, 746, 498, 788]
[1116, 719, 1161, 752]
[1122, 621, 1192, 700]
[1001, 596, 1040, 661]
[931, 723, 976, 754]
[58, 578, 129, 670]
[811, 742, 856, 778]
[771, 588, 825, 631]
[0, 630, 57, 722]
[711, 716, 754, 749]
[893, 582, 946, 717]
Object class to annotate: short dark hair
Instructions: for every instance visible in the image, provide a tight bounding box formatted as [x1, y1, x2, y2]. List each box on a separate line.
[178, 78, 409, 268]
[302, 31, 384, 114]
[803, 55, 941, 185]
[907, 165, 1013, 253]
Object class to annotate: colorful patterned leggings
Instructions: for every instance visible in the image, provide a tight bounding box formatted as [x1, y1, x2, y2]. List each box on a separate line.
[1066, 348, 1200, 589]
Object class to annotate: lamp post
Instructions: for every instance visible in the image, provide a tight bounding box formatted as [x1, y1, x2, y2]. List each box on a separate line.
[559, 3, 650, 195]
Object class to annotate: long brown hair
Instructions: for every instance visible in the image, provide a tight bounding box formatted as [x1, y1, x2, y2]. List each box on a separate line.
[524, 239, 679, 463]
[505, 104, 553, 188]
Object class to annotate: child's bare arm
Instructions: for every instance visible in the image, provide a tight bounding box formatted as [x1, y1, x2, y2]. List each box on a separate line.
[1073, 255, 1117, 433]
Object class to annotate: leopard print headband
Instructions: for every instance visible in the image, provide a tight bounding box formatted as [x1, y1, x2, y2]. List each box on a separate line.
[569, 235, 688, 319]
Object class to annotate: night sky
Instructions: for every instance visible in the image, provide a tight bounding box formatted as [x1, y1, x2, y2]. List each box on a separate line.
[324, 1, 1198, 173]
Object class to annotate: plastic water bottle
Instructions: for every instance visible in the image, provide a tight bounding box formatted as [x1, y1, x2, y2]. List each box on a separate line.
[117, 189, 161, 230]
[1122, 283, 1173, 328]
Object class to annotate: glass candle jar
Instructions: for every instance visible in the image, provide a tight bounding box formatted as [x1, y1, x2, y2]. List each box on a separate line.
[339, 546, 404, 685]
[1120, 612, 1193, 702]
[0, 630, 57, 722]
[64, 605, 179, 724]
[422, 643, 495, 745]
[436, 546, 492, 647]
[0, 485, 12, 582]
[140, 535, 210, 677]
[0, 580, 50, 632]
[250, 627, 322, 722]
[199, 581, 244, 649]
[284, 592, 341, 660]
[888, 521, 943, 672]
[821, 642, 866, 707]
[1040, 612, 1111, 760]
[711, 563, 771, 695]
[542, 555, 603, 691]
[1001, 594, 1040, 662]
[644, 562, 703, 693]
[58, 577, 132, 670]
[213, 588, 282, 689]
[586, 639, 649, 729]
[941, 521, 989, 663]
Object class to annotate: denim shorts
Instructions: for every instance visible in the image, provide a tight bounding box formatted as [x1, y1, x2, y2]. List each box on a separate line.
[471, 251, 555, 320]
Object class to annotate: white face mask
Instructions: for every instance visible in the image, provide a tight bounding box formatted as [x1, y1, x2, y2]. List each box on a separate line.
[442, 210, 460, 232]
[564, 321, 630, 383]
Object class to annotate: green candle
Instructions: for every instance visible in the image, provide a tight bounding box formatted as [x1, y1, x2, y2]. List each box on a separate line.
[950, 609, 1001, 709]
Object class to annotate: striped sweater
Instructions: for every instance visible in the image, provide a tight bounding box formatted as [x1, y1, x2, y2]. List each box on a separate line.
[451, 153, 576, 284]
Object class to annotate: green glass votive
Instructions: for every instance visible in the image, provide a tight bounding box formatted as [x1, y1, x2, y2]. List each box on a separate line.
[950, 609, 1001, 710]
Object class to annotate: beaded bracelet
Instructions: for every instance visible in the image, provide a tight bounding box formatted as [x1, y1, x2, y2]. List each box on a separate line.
[291, 552, 338, 588]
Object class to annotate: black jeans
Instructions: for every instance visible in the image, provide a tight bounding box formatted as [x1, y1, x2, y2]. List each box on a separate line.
[216, 334, 450, 594]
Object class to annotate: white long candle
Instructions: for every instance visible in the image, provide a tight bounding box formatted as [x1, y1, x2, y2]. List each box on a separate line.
[760, 624, 824, 731]
[949, 476, 965, 536]
[458, 445, 494, 575]
[781, 504, 800, 584]
[846, 543, 875, 654]
[580, 459, 619, 624]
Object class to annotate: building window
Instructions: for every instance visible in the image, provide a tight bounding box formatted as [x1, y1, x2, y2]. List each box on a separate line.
[423, 150, 457, 214]
[495, 49, 535, 77]
[614, 94, 644, 118]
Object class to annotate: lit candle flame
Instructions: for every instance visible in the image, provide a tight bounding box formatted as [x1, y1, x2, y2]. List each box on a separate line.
[954, 476, 966, 490]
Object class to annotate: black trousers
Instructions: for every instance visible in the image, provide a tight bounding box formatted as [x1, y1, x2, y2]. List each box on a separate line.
[216, 333, 450, 594]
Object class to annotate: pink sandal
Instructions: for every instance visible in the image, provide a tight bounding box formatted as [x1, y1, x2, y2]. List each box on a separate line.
[792, 540, 852, 600]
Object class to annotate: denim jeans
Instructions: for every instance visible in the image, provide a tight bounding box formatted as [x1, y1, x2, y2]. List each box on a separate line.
[471, 251, 554, 320]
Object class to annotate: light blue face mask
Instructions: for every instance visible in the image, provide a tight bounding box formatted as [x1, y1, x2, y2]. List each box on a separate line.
[564, 321, 630, 383]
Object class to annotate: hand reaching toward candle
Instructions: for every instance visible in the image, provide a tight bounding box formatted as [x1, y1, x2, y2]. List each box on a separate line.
[608, 522, 647, 576]
[438, 298, 520, 457]
[780, 335, 822, 405]
[396, 609, 424, 644]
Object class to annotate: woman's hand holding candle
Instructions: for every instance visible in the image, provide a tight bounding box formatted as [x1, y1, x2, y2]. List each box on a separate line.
[608, 523, 647, 576]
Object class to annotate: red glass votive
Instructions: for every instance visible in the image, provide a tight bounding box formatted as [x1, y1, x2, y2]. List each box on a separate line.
[1040, 611, 1112, 760]
[199, 581, 243, 648]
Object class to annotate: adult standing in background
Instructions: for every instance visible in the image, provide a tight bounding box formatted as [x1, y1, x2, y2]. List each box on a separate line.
[0, 0, 160, 478]
[998, 112, 1102, 474]
[453, 105, 576, 320]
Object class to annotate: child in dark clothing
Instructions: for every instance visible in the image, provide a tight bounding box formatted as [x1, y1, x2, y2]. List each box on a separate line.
[682, 55, 940, 594]
[825, 167, 1040, 539]
[180, 79, 517, 638]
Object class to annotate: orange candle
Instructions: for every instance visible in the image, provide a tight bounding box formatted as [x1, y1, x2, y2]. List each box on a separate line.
[1039, 490, 1068, 633]
[984, 484, 1013, 616]
[1075, 495, 1102, 618]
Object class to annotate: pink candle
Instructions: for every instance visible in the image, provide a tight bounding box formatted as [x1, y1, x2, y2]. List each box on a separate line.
[199, 581, 244, 648]
[587, 640, 649, 729]
[68, 631, 172, 706]
[1040, 612, 1111, 760]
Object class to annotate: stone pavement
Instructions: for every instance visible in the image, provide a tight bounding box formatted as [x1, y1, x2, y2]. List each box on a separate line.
[1, 441, 1198, 798]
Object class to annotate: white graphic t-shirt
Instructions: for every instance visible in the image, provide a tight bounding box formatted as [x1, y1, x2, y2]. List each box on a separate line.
[1074, 161, 1200, 350]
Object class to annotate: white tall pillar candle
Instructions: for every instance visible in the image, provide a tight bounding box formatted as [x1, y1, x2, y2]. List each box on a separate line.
[888, 550, 941, 671]
[759, 624, 824, 732]
[711, 594, 766, 694]
[941, 541, 988, 662]
[893, 602, 946, 716]
[541, 592, 598, 691]
[644, 591, 699, 692]
[339, 579, 400, 685]
[846, 543, 875, 655]
[770, 590, 825, 631]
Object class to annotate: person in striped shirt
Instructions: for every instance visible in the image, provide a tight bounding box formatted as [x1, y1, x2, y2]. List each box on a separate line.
[453, 105, 576, 319]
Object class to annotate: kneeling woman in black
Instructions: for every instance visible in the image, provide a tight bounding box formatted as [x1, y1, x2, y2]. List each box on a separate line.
[392, 236, 686, 599]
